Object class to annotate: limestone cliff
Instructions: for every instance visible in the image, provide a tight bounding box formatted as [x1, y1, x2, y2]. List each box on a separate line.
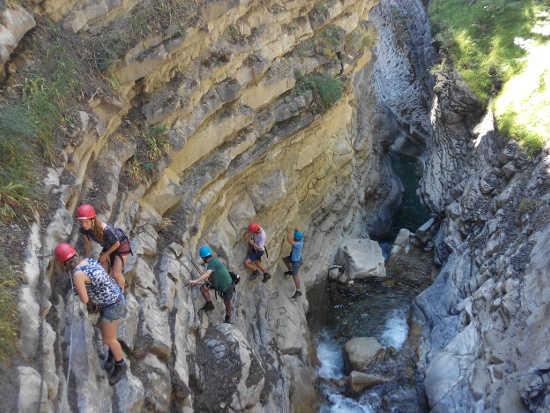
[5, 0, 548, 411]
[403, 11, 550, 413]
[1, 0, 401, 411]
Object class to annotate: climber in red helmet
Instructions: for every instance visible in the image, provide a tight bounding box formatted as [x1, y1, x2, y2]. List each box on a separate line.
[55, 243, 128, 386]
[76, 204, 131, 291]
[244, 222, 271, 282]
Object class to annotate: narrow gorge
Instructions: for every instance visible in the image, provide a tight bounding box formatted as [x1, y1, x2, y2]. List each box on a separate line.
[0, 0, 549, 412]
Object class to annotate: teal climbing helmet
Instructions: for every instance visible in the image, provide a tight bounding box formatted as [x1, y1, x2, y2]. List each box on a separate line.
[294, 231, 303, 240]
[199, 246, 212, 258]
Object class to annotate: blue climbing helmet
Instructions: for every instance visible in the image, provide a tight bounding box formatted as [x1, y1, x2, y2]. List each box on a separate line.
[294, 231, 303, 240]
[199, 246, 212, 258]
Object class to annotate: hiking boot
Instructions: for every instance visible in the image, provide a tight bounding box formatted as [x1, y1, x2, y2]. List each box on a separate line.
[200, 301, 215, 312]
[104, 350, 114, 374]
[249, 270, 260, 280]
[283, 271, 292, 279]
[291, 290, 302, 299]
[224, 315, 231, 324]
[262, 273, 272, 283]
[109, 361, 128, 386]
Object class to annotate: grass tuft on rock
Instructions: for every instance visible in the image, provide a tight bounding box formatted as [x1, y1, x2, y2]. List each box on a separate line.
[0, 250, 20, 361]
[295, 70, 344, 109]
[0, 38, 81, 222]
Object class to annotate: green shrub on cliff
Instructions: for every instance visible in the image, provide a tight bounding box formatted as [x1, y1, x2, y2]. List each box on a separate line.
[429, 0, 550, 153]
[294, 70, 344, 109]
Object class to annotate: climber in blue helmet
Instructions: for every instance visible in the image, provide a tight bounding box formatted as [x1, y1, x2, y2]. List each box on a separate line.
[282, 228, 304, 299]
[189, 246, 235, 323]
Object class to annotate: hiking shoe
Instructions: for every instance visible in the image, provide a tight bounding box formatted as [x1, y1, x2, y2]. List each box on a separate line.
[200, 301, 215, 312]
[283, 271, 292, 279]
[224, 315, 231, 324]
[104, 350, 114, 373]
[262, 273, 272, 283]
[109, 362, 128, 386]
[249, 270, 260, 280]
[291, 290, 302, 299]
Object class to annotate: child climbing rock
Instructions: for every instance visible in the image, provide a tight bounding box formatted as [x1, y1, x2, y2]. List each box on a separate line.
[189, 246, 235, 323]
[282, 228, 304, 299]
[55, 243, 128, 385]
[76, 204, 131, 291]
[244, 222, 271, 282]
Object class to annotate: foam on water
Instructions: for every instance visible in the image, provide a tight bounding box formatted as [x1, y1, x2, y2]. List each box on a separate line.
[321, 392, 374, 413]
[316, 334, 344, 379]
[381, 309, 408, 350]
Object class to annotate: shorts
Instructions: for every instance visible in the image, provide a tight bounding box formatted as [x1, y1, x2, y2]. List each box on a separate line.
[100, 295, 127, 322]
[104, 240, 132, 270]
[248, 249, 264, 262]
[284, 256, 301, 276]
[220, 283, 235, 302]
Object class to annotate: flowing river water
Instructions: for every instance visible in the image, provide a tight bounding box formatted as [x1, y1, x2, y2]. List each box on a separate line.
[307, 153, 432, 412]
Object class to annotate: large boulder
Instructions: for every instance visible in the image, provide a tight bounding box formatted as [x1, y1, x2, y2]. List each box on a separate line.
[336, 238, 386, 280]
[344, 337, 383, 372]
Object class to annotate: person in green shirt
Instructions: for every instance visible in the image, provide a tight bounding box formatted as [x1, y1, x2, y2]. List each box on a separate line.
[189, 246, 235, 323]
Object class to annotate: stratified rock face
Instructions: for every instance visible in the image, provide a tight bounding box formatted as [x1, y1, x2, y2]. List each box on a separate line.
[370, 0, 436, 156]
[413, 107, 550, 411]
[4, 0, 410, 412]
[0, 5, 35, 80]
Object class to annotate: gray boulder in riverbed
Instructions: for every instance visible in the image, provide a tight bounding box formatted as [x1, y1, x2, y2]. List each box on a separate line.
[336, 239, 386, 280]
[344, 337, 383, 372]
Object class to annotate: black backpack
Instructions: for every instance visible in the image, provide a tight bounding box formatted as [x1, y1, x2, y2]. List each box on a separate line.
[229, 271, 240, 285]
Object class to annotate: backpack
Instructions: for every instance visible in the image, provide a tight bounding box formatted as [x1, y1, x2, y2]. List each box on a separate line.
[229, 271, 240, 285]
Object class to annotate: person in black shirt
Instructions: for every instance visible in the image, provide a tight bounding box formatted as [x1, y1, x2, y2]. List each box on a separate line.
[76, 204, 131, 291]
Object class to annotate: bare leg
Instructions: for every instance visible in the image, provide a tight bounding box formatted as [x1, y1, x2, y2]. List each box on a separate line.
[283, 257, 292, 271]
[244, 258, 257, 272]
[255, 260, 267, 274]
[101, 320, 123, 361]
[200, 285, 212, 302]
[99, 256, 110, 272]
[224, 299, 232, 316]
[110, 255, 127, 292]
[293, 275, 301, 290]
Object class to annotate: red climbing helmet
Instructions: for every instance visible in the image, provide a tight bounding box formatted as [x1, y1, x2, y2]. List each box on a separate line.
[55, 243, 77, 262]
[76, 204, 96, 220]
[248, 222, 260, 232]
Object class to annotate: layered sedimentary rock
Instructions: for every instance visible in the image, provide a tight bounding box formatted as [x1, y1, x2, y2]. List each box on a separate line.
[414, 104, 550, 412]
[2, 0, 406, 411]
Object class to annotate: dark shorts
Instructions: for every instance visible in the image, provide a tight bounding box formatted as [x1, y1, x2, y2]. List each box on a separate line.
[247, 249, 264, 262]
[284, 256, 301, 276]
[204, 282, 235, 302]
[100, 295, 127, 322]
[220, 283, 235, 302]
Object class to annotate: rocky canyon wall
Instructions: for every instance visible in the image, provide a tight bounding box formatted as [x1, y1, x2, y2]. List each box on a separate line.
[350, 1, 550, 412]
[0, 0, 405, 411]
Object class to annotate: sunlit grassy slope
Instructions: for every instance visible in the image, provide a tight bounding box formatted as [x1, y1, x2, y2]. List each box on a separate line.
[429, 0, 550, 153]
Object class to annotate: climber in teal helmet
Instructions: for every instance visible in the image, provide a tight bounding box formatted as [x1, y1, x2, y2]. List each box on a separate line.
[189, 246, 235, 323]
[282, 228, 304, 299]
[55, 242, 128, 386]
